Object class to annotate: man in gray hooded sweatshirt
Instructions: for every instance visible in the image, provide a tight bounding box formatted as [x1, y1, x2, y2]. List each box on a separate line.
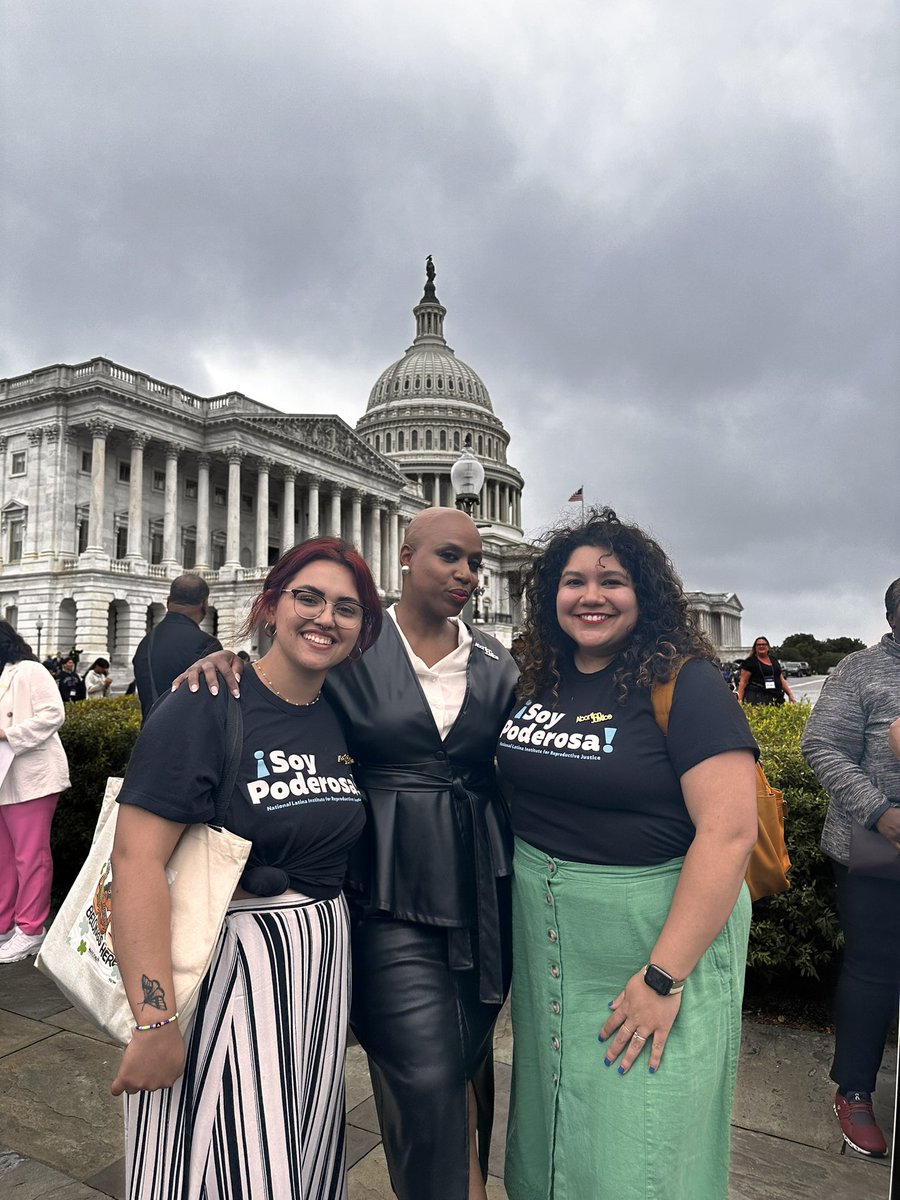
[801, 577, 900, 1158]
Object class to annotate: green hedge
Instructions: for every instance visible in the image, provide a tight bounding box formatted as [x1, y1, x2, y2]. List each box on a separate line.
[744, 703, 842, 983]
[53, 696, 141, 902]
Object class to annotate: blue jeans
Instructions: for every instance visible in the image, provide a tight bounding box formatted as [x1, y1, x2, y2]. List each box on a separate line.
[831, 860, 900, 1094]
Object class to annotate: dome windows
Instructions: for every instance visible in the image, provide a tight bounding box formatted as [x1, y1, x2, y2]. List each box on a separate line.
[397, 430, 405, 451]
[439, 430, 447, 450]
[425, 430, 433, 450]
[411, 430, 419, 450]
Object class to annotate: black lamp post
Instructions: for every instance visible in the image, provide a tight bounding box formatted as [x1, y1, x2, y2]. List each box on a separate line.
[450, 437, 486, 621]
[35, 615, 44, 661]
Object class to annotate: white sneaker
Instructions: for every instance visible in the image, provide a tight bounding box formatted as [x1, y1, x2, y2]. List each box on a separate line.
[0, 927, 17, 945]
[0, 928, 45, 963]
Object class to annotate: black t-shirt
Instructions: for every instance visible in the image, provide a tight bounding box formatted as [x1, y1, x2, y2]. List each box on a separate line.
[118, 666, 365, 899]
[496, 657, 757, 866]
[740, 655, 784, 693]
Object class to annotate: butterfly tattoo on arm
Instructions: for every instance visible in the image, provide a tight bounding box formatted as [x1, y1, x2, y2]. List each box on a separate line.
[140, 974, 168, 1011]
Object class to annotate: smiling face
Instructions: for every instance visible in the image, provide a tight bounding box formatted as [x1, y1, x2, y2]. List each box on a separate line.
[400, 508, 483, 621]
[266, 558, 364, 682]
[753, 638, 771, 658]
[555, 544, 639, 672]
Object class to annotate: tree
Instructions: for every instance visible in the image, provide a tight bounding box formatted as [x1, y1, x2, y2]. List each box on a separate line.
[772, 633, 866, 674]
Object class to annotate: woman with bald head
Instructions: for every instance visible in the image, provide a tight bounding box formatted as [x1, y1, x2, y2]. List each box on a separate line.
[179, 508, 518, 1200]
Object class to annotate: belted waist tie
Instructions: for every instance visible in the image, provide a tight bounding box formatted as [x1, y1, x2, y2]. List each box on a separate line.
[356, 762, 504, 1005]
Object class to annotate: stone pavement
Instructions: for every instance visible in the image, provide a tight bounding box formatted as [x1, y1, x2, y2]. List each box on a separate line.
[0, 956, 893, 1199]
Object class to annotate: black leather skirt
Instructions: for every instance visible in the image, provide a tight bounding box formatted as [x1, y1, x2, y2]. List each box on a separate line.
[350, 889, 511, 1200]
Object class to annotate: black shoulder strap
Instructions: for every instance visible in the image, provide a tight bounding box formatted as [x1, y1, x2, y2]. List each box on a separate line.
[209, 689, 243, 830]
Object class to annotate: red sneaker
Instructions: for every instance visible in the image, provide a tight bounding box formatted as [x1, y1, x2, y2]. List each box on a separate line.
[833, 1089, 887, 1157]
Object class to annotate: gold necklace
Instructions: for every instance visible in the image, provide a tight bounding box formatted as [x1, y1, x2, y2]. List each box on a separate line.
[255, 664, 321, 707]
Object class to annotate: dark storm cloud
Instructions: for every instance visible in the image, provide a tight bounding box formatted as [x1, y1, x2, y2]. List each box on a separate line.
[1, 1, 897, 644]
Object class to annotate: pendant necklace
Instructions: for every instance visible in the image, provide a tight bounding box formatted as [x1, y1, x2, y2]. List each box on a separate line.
[255, 664, 321, 707]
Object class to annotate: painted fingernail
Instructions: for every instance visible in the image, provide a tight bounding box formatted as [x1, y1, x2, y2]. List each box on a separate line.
[190, 683, 199, 692]
[617, 1066, 625, 1075]
[210, 685, 219, 695]
[603, 1057, 611, 1067]
[648, 1066, 656, 1074]
[597, 1034, 605, 1043]
[607, 1000, 614, 1009]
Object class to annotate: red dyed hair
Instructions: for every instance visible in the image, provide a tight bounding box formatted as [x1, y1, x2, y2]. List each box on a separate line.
[238, 537, 383, 652]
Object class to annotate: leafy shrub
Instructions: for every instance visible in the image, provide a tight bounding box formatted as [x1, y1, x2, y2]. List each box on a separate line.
[53, 696, 141, 901]
[744, 703, 842, 984]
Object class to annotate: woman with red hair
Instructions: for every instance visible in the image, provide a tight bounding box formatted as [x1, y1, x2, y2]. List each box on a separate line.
[109, 538, 381, 1200]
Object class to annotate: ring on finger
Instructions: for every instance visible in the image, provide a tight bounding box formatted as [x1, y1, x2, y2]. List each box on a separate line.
[621, 1024, 633, 1037]
[631, 1031, 647, 1043]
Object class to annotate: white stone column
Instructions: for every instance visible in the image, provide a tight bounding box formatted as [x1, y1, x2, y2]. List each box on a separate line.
[162, 443, 182, 566]
[255, 458, 272, 569]
[41, 424, 63, 557]
[370, 502, 383, 590]
[86, 419, 112, 553]
[25, 429, 43, 558]
[225, 449, 243, 568]
[281, 470, 296, 553]
[432, 474, 441, 507]
[329, 486, 342, 538]
[387, 505, 400, 594]
[126, 432, 149, 560]
[306, 476, 320, 538]
[350, 489, 363, 551]
[195, 454, 211, 570]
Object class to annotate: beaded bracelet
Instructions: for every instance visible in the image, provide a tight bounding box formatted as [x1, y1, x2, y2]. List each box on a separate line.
[134, 1011, 179, 1032]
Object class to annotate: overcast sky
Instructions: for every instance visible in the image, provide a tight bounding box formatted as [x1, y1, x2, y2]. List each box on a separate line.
[2, 2, 897, 648]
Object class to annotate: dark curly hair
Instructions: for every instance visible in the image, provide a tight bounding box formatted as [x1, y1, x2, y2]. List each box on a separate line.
[516, 506, 714, 704]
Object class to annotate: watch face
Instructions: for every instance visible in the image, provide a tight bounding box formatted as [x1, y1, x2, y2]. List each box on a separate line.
[644, 964, 673, 996]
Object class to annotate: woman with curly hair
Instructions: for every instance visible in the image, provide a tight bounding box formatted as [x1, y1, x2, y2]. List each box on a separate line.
[496, 508, 758, 1200]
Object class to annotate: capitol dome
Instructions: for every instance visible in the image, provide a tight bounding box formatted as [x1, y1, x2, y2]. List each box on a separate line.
[356, 259, 523, 533]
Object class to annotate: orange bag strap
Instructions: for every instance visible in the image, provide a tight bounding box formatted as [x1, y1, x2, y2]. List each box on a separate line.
[649, 659, 684, 736]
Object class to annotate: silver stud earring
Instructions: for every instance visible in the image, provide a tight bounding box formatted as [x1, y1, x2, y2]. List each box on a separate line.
[400, 564, 410, 575]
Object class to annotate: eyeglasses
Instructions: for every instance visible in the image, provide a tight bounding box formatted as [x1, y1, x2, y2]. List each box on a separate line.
[282, 588, 367, 628]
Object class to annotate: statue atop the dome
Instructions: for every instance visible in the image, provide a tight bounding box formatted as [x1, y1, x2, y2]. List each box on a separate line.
[423, 254, 437, 300]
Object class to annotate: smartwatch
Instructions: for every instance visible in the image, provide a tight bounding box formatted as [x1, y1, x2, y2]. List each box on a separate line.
[642, 963, 686, 996]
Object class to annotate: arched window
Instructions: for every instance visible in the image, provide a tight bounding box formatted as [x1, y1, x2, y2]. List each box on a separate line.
[404, 378, 410, 391]
[375, 434, 381, 452]
[439, 430, 447, 450]
[397, 430, 405, 450]
[477, 434, 484, 454]
[385, 432, 392, 452]
[411, 430, 419, 450]
[453, 431, 460, 450]
[425, 430, 433, 450]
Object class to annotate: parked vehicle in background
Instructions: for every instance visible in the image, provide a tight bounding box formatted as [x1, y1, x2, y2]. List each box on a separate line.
[796, 661, 812, 676]
[781, 662, 803, 677]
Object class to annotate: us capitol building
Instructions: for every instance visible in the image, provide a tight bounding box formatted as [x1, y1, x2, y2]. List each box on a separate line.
[0, 263, 744, 672]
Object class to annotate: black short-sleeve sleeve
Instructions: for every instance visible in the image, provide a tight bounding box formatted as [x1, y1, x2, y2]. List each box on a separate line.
[666, 658, 758, 778]
[117, 684, 227, 824]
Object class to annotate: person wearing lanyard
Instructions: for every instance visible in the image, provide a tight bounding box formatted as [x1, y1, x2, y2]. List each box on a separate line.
[736, 636, 796, 705]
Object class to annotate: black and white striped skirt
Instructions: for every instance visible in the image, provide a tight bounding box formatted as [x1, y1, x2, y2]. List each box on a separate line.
[125, 892, 350, 1200]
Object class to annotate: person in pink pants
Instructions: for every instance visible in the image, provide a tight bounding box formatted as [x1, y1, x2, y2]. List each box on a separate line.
[0, 620, 71, 964]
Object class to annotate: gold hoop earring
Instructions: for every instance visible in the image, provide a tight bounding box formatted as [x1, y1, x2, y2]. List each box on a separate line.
[264, 621, 276, 638]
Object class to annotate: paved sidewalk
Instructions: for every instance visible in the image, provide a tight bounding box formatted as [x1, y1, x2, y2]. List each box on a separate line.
[0, 956, 893, 1199]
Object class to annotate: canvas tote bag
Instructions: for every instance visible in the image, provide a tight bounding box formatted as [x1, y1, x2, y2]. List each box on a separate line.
[36, 692, 249, 1045]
